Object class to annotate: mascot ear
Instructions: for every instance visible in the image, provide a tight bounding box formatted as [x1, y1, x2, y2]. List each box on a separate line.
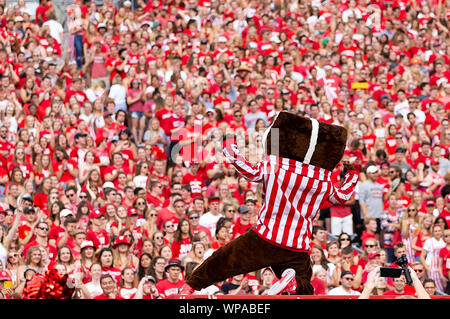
[262, 112, 281, 156]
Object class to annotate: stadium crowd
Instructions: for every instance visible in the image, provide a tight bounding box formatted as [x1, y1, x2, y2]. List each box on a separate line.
[0, 0, 449, 299]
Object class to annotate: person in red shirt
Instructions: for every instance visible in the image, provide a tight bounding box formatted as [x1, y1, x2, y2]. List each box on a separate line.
[105, 45, 126, 83]
[156, 193, 181, 231]
[211, 222, 231, 250]
[18, 206, 39, 244]
[86, 210, 110, 249]
[187, 210, 212, 239]
[177, 115, 201, 164]
[146, 181, 165, 210]
[360, 218, 379, 249]
[438, 229, 450, 294]
[53, 146, 79, 184]
[48, 209, 74, 247]
[35, 0, 53, 25]
[64, 77, 88, 107]
[310, 225, 328, 251]
[156, 259, 186, 298]
[232, 205, 253, 239]
[94, 274, 124, 299]
[23, 221, 58, 262]
[104, 152, 132, 182]
[414, 141, 433, 169]
[439, 194, 450, 229]
[150, 158, 171, 199]
[170, 218, 193, 260]
[181, 162, 206, 199]
[382, 275, 417, 297]
[35, 76, 56, 119]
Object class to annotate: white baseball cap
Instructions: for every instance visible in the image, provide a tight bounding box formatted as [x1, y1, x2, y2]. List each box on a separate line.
[102, 182, 115, 189]
[60, 209, 74, 218]
[80, 240, 95, 250]
[366, 165, 379, 174]
[270, 35, 281, 43]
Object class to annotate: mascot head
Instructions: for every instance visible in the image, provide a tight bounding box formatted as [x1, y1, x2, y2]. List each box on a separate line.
[262, 111, 348, 171]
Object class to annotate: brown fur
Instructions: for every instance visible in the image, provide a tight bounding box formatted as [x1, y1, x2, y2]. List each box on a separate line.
[186, 230, 314, 294]
[265, 112, 348, 171]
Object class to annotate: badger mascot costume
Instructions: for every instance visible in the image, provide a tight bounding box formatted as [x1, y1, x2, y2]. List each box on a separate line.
[184, 111, 359, 295]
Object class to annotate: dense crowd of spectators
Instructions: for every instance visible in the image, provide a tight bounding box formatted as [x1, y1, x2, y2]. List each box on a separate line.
[0, 0, 449, 299]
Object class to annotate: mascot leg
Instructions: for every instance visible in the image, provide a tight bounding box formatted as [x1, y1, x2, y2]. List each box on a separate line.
[186, 230, 268, 290]
[186, 230, 314, 295]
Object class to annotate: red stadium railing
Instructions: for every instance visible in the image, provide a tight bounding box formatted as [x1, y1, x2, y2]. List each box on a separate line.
[175, 294, 450, 299]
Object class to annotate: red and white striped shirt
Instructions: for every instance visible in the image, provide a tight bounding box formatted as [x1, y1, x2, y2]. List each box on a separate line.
[223, 144, 358, 252]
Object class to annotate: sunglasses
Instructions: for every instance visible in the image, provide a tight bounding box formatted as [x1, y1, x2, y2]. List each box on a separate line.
[340, 238, 350, 241]
[189, 216, 199, 220]
[408, 209, 416, 212]
[79, 195, 87, 199]
[342, 277, 354, 281]
[413, 269, 423, 273]
[37, 227, 49, 231]
[365, 244, 376, 248]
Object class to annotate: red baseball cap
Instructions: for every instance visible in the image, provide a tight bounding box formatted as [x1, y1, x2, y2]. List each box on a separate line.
[430, 158, 440, 165]
[96, 136, 106, 146]
[113, 235, 131, 247]
[89, 210, 103, 219]
[0, 270, 11, 281]
[368, 252, 380, 259]
[127, 207, 139, 217]
[426, 200, 435, 206]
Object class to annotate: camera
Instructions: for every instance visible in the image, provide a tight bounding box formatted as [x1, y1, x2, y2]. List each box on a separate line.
[395, 254, 413, 285]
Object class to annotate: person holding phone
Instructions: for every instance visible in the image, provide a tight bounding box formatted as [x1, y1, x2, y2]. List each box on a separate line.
[133, 275, 161, 299]
[359, 266, 430, 299]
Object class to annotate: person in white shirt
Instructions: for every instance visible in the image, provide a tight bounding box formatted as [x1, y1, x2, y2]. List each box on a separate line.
[328, 271, 361, 296]
[199, 197, 222, 237]
[393, 89, 410, 119]
[43, 13, 64, 45]
[108, 76, 127, 113]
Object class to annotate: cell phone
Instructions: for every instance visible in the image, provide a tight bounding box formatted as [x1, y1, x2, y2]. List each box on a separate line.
[380, 267, 402, 278]
[3, 281, 12, 289]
